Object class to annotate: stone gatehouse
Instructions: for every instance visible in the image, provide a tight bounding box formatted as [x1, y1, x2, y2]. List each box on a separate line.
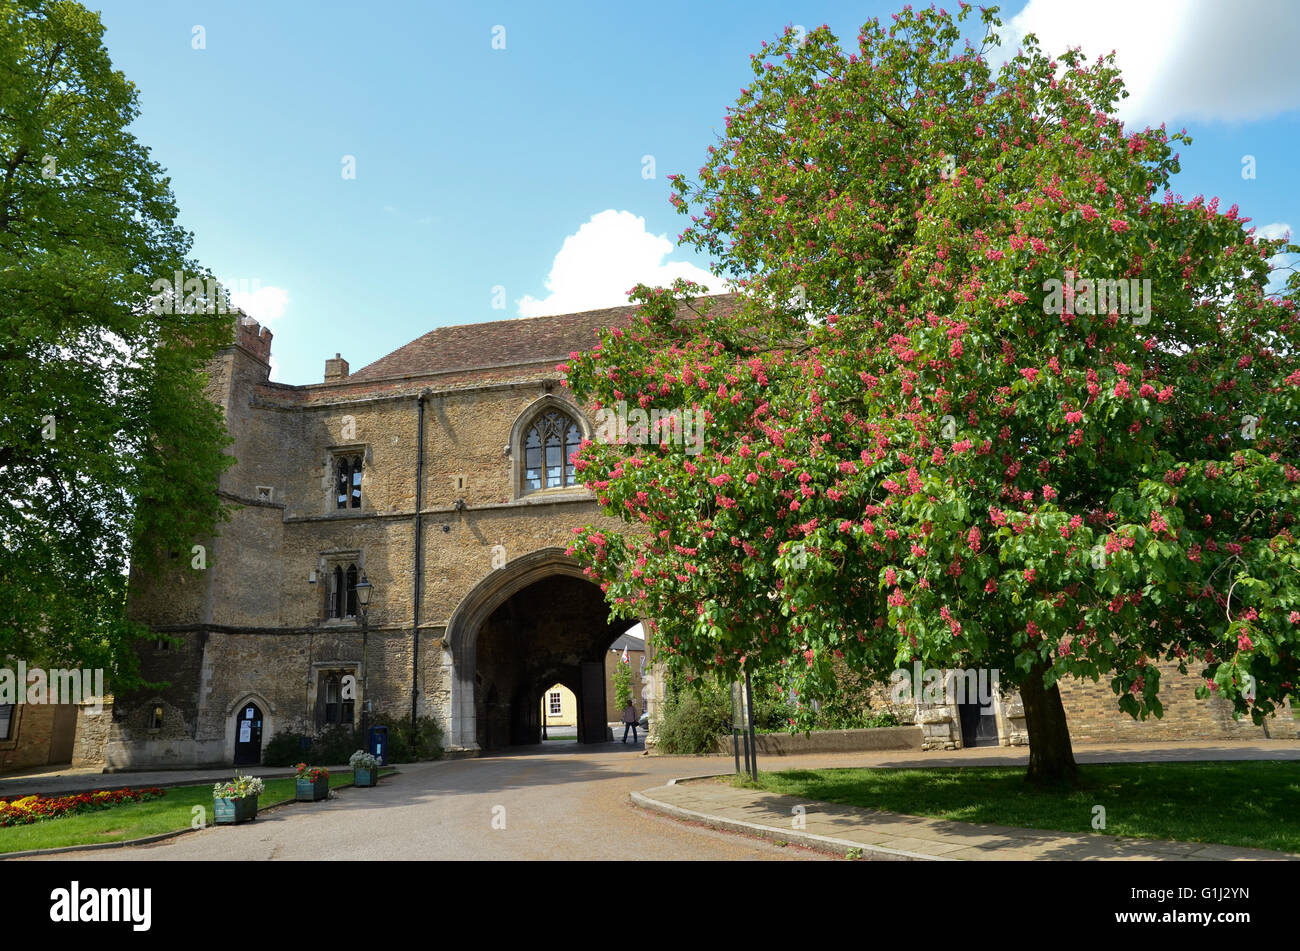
[104, 301, 1296, 769]
[111, 304, 649, 768]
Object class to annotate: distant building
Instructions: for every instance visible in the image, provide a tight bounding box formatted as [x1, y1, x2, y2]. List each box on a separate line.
[540, 683, 577, 728]
[0, 698, 108, 773]
[605, 631, 646, 721]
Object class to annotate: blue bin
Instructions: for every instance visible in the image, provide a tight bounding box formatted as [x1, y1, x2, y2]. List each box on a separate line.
[368, 725, 389, 766]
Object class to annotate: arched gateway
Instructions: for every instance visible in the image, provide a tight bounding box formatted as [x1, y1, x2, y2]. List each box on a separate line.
[446, 548, 625, 750]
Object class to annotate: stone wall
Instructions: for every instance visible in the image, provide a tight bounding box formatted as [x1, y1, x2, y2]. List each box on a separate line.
[907, 662, 1295, 751]
[71, 699, 113, 768]
[714, 726, 923, 756]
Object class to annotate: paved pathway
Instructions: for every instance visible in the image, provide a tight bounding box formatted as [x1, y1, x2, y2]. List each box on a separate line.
[6, 739, 1297, 860]
[16, 743, 829, 861]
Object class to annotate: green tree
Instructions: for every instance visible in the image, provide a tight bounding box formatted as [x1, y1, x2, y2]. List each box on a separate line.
[0, 0, 234, 687]
[564, 5, 1299, 784]
[612, 656, 633, 711]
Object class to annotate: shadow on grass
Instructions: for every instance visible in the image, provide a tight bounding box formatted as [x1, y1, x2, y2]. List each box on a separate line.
[739, 760, 1300, 853]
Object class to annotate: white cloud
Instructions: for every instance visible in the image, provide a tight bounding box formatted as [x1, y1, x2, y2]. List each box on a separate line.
[1000, 0, 1300, 126]
[1256, 222, 1296, 293]
[1256, 222, 1293, 243]
[517, 210, 724, 317]
[229, 283, 289, 326]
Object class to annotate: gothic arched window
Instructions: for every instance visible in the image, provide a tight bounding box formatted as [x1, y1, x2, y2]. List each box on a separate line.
[330, 563, 359, 619]
[523, 410, 581, 492]
[335, 454, 363, 509]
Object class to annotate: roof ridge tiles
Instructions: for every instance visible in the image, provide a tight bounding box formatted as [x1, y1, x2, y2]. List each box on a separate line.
[344, 292, 736, 385]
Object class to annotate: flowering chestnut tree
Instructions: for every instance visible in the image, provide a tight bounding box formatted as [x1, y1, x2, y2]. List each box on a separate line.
[564, 5, 1299, 783]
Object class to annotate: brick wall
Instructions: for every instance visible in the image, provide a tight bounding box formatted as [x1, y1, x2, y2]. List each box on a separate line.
[0, 703, 82, 771]
[1058, 662, 1298, 743]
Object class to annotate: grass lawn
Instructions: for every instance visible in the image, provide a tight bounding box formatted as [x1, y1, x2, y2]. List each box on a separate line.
[0, 769, 395, 855]
[733, 760, 1300, 854]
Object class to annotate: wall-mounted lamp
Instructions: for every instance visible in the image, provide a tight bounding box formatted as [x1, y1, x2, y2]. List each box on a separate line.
[308, 569, 318, 584]
[502, 444, 511, 457]
[354, 573, 373, 610]
[454, 498, 466, 511]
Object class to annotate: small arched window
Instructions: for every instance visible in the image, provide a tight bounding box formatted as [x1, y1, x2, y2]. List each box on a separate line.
[523, 410, 581, 492]
[330, 563, 359, 619]
[335, 454, 363, 509]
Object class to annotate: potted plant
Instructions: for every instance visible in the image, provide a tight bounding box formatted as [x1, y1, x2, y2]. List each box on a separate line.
[349, 750, 380, 787]
[294, 763, 330, 802]
[213, 773, 264, 824]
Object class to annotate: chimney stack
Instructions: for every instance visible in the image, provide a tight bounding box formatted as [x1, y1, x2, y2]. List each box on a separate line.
[325, 353, 349, 382]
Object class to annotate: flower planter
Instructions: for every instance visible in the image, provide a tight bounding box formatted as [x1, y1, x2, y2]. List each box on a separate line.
[296, 777, 329, 802]
[354, 768, 378, 787]
[214, 795, 258, 824]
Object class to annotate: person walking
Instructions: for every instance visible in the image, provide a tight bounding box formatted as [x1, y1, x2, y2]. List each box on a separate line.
[621, 700, 640, 743]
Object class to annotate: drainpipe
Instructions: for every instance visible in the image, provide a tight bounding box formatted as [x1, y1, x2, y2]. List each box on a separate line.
[411, 390, 428, 725]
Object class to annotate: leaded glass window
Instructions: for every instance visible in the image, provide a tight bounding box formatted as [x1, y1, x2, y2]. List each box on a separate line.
[335, 454, 363, 509]
[523, 411, 581, 492]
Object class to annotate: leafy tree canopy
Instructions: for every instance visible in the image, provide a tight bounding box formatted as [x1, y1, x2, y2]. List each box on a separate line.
[563, 4, 1299, 781]
[0, 0, 234, 686]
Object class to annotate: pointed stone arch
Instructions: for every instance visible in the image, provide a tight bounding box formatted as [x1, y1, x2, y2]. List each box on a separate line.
[223, 691, 277, 765]
[445, 547, 594, 749]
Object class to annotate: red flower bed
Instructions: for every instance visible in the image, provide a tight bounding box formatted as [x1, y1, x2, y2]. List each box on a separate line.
[0, 787, 166, 827]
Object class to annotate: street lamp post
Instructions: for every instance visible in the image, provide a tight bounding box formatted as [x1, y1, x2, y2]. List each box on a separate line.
[355, 574, 374, 743]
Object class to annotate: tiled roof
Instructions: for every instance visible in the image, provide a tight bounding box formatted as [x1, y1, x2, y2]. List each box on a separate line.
[609, 632, 646, 653]
[345, 294, 738, 384]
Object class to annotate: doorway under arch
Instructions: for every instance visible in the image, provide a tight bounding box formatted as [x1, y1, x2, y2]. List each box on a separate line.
[233, 702, 264, 765]
[446, 548, 625, 751]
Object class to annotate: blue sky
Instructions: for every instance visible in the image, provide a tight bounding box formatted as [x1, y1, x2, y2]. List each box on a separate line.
[89, 0, 1300, 385]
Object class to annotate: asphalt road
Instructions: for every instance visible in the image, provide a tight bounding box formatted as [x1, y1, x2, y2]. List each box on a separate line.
[29, 741, 827, 861]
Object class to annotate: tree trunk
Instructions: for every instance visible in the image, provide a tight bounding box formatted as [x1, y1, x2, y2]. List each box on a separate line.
[1019, 662, 1079, 786]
